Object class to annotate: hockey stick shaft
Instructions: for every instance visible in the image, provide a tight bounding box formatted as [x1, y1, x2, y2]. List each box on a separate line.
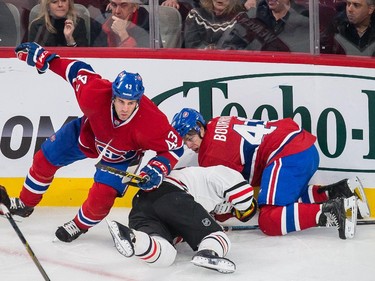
[223, 225, 259, 231]
[0, 204, 50, 281]
[223, 219, 375, 231]
[95, 163, 147, 186]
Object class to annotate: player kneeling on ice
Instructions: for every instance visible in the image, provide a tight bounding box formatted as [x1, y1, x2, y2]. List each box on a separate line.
[171, 108, 371, 239]
[107, 165, 258, 273]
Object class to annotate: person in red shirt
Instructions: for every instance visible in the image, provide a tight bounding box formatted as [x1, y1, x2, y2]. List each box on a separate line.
[8, 42, 184, 243]
[101, 0, 150, 47]
[171, 108, 370, 239]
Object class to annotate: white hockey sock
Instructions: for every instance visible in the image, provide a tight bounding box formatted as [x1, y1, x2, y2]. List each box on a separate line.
[198, 231, 231, 257]
[133, 230, 176, 267]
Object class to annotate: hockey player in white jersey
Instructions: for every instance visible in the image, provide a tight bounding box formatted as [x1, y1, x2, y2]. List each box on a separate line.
[107, 165, 257, 273]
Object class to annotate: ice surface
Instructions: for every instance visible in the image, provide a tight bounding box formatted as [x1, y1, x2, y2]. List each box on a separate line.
[1, 207, 375, 281]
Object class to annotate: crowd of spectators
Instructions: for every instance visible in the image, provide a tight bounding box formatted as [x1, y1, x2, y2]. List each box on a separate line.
[1, 0, 375, 56]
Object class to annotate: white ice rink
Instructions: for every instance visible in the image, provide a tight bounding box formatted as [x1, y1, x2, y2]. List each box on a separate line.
[1, 207, 375, 281]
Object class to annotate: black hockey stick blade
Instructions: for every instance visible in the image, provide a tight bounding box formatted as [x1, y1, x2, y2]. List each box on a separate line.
[0, 204, 51, 281]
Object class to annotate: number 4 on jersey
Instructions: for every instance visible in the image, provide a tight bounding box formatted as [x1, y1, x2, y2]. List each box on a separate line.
[233, 122, 276, 145]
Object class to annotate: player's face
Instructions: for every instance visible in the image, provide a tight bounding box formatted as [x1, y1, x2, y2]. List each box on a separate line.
[113, 97, 138, 121]
[183, 132, 203, 153]
[49, 0, 70, 18]
[346, 0, 374, 26]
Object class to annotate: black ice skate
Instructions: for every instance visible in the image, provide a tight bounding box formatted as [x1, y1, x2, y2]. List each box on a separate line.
[55, 220, 87, 242]
[0, 185, 11, 212]
[106, 219, 135, 257]
[318, 177, 370, 218]
[191, 249, 236, 274]
[318, 196, 357, 239]
[8, 198, 34, 217]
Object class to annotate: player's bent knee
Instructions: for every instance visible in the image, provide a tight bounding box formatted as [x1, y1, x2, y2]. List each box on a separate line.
[258, 205, 284, 236]
[149, 236, 177, 267]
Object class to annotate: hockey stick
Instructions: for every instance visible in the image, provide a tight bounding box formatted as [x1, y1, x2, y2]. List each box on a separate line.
[223, 219, 375, 231]
[95, 163, 148, 187]
[0, 204, 50, 281]
[357, 219, 375, 225]
[223, 225, 259, 231]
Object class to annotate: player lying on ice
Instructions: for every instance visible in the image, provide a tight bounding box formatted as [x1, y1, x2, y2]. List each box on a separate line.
[106, 165, 257, 274]
[4, 42, 184, 242]
[171, 108, 371, 239]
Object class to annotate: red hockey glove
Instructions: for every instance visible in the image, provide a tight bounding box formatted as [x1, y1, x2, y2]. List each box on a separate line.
[213, 212, 236, 222]
[15, 42, 58, 74]
[233, 199, 258, 222]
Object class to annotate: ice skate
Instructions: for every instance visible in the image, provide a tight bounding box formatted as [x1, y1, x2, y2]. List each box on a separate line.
[318, 196, 357, 239]
[55, 220, 87, 242]
[106, 219, 135, 257]
[191, 249, 236, 274]
[8, 197, 34, 217]
[318, 177, 370, 219]
[0, 185, 11, 214]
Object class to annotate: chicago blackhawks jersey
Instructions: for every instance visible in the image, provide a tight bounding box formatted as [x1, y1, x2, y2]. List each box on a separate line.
[164, 165, 254, 213]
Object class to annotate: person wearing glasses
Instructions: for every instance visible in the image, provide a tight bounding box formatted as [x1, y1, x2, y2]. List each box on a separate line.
[96, 0, 150, 47]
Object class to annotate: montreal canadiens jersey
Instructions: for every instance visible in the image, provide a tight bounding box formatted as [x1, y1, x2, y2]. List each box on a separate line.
[164, 165, 254, 213]
[198, 116, 316, 186]
[49, 58, 183, 167]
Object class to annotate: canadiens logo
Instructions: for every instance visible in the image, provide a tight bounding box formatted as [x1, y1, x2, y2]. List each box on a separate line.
[96, 140, 136, 163]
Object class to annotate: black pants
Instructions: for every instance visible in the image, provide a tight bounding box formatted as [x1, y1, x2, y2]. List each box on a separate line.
[129, 182, 222, 251]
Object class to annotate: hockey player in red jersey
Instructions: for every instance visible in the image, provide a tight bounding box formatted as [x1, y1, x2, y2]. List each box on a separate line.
[106, 165, 257, 273]
[171, 108, 370, 239]
[8, 42, 184, 242]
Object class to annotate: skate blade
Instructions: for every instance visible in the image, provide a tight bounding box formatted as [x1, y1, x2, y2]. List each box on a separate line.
[352, 177, 370, 218]
[191, 256, 236, 274]
[344, 196, 357, 239]
[105, 219, 134, 257]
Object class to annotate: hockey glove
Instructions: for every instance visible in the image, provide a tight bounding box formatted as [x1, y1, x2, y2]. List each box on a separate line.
[15, 42, 58, 74]
[0, 185, 11, 212]
[137, 158, 170, 191]
[212, 201, 235, 222]
[233, 199, 258, 223]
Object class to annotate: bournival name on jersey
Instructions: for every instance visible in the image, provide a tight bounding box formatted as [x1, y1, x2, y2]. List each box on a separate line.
[214, 116, 231, 142]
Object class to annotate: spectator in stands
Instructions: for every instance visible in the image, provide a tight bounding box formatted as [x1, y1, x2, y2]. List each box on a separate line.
[255, 0, 310, 52]
[183, 0, 290, 50]
[0, 0, 17, 46]
[183, 0, 254, 49]
[332, 0, 375, 56]
[28, 0, 88, 47]
[92, 0, 150, 47]
[5, 0, 39, 42]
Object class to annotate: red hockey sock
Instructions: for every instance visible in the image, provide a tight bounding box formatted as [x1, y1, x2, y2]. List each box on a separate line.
[74, 182, 118, 230]
[20, 150, 60, 206]
[259, 203, 321, 236]
[309, 184, 329, 203]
